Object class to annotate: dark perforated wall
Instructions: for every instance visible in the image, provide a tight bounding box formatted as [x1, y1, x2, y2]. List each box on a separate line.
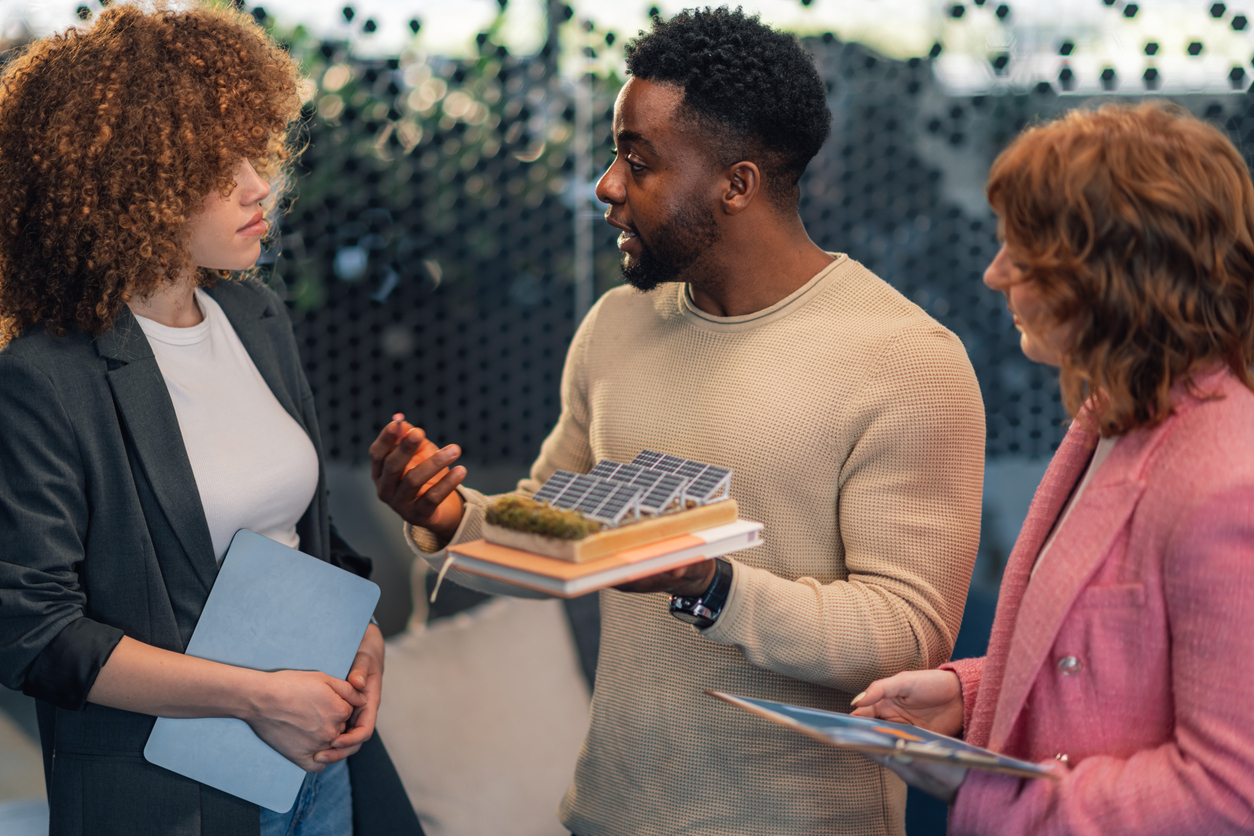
[277, 30, 1253, 466]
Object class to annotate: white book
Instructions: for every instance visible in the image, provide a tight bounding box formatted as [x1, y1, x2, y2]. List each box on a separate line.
[144, 530, 380, 813]
[447, 519, 764, 597]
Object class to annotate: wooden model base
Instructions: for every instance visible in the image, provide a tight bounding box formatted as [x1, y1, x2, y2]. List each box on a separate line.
[482, 499, 738, 563]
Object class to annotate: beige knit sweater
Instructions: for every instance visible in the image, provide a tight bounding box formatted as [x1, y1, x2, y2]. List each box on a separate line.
[408, 254, 985, 836]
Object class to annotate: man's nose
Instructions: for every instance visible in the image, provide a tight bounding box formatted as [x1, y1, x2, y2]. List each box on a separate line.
[595, 162, 623, 206]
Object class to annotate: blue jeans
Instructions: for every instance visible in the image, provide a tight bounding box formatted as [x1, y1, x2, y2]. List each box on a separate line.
[260, 759, 352, 836]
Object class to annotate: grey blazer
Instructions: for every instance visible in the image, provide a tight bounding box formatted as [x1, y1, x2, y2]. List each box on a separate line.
[0, 280, 422, 836]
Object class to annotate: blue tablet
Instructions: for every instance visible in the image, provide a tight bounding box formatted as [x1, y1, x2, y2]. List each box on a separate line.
[144, 530, 380, 812]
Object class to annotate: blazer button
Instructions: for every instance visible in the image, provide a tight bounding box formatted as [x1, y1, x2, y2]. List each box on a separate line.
[1057, 655, 1083, 675]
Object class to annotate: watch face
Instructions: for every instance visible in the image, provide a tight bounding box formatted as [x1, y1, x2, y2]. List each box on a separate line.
[669, 608, 707, 626]
[669, 596, 714, 628]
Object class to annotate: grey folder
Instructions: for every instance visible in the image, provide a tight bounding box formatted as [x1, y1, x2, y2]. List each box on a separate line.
[144, 529, 380, 813]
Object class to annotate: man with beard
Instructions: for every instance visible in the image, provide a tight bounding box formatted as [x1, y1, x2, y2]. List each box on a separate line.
[371, 8, 984, 835]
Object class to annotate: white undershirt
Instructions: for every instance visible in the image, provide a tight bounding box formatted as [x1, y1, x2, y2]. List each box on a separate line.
[1031, 434, 1119, 577]
[134, 289, 320, 564]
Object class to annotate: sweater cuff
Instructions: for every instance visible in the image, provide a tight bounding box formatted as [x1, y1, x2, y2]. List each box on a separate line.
[939, 656, 984, 738]
[403, 486, 487, 556]
[406, 524, 446, 555]
[695, 559, 745, 641]
[949, 769, 1020, 836]
[23, 617, 125, 710]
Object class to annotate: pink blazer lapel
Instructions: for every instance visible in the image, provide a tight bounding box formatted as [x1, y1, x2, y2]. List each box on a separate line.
[987, 466, 1147, 749]
[970, 371, 1228, 751]
[965, 420, 1096, 748]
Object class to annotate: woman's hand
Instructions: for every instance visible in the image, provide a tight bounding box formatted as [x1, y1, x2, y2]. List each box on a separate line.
[88, 636, 363, 773]
[852, 670, 969, 803]
[369, 414, 466, 543]
[315, 623, 385, 764]
[850, 669, 965, 737]
[245, 670, 366, 772]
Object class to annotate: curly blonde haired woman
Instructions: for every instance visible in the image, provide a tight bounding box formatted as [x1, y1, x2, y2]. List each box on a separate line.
[0, 5, 421, 835]
[852, 102, 1254, 835]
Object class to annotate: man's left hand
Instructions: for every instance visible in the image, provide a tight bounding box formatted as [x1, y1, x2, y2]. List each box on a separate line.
[614, 559, 717, 596]
[315, 623, 385, 763]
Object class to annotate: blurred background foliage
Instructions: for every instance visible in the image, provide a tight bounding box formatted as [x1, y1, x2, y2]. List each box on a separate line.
[7, 3, 1254, 830]
[9, 1, 1254, 472]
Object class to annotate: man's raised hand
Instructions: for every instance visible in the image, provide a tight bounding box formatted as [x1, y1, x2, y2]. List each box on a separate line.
[369, 414, 467, 542]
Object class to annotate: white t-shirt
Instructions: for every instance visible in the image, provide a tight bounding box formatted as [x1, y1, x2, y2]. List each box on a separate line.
[1031, 433, 1120, 577]
[134, 289, 319, 564]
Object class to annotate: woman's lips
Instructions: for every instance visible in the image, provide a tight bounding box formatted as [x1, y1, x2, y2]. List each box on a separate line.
[238, 214, 266, 236]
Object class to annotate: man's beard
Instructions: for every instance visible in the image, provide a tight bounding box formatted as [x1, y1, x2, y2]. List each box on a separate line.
[620, 200, 721, 292]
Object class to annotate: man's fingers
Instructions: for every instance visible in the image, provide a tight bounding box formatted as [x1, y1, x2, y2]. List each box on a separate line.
[368, 421, 402, 482]
[397, 463, 465, 521]
[395, 445, 462, 495]
[375, 428, 430, 501]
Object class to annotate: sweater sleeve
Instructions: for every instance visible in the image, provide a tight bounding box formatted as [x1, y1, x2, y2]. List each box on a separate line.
[404, 296, 603, 598]
[951, 484, 1254, 836]
[0, 355, 124, 708]
[939, 655, 985, 738]
[701, 323, 985, 693]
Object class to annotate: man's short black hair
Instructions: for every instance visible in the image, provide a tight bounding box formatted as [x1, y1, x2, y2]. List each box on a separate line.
[624, 6, 831, 208]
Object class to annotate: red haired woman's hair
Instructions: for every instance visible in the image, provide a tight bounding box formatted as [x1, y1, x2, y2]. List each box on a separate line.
[988, 101, 1254, 435]
[0, 2, 302, 345]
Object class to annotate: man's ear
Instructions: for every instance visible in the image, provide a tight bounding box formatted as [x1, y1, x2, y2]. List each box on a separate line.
[721, 161, 760, 215]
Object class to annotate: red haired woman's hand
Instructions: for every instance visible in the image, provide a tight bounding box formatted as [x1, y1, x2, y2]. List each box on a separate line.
[850, 669, 964, 738]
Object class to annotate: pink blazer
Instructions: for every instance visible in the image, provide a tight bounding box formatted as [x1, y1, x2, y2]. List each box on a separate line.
[942, 367, 1254, 835]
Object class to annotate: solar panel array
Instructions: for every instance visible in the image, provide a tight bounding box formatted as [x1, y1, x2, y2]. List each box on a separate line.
[530, 470, 577, 505]
[630, 451, 732, 503]
[634, 472, 688, 515]
[530, 452, 734, 527]
[588, 459, 690, 513]
[530, 470, 643, 525]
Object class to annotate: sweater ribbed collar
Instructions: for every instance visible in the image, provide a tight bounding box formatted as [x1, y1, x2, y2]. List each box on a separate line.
[676, 253, 848, 332]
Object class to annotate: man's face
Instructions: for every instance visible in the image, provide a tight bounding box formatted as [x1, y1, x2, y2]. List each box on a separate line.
[595, 78, 722, 291]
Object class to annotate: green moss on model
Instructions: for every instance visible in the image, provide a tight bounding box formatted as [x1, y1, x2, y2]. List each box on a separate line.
[486, 495, 602, 540]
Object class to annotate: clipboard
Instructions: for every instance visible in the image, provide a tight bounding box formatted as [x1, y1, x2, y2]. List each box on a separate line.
[144, 530, 380, 812]
[709, 691, 1058, 780]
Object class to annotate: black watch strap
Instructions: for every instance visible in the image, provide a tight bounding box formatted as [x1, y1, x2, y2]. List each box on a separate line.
[669, 558, 734, 629]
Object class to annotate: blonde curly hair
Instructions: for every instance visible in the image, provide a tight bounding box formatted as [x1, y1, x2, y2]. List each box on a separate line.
[0, 2, 303, 344]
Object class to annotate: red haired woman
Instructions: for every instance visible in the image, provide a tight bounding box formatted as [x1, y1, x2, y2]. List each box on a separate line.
[851, 102, 1254, 834]
[0, 5, 420, 835]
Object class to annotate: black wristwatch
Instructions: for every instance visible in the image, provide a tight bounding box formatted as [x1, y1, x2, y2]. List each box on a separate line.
[668, 558, 734, 629]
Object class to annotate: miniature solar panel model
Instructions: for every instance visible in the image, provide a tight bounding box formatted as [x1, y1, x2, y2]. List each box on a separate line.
[480, 451, 745, 562]
[445, 451, 763, 596]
